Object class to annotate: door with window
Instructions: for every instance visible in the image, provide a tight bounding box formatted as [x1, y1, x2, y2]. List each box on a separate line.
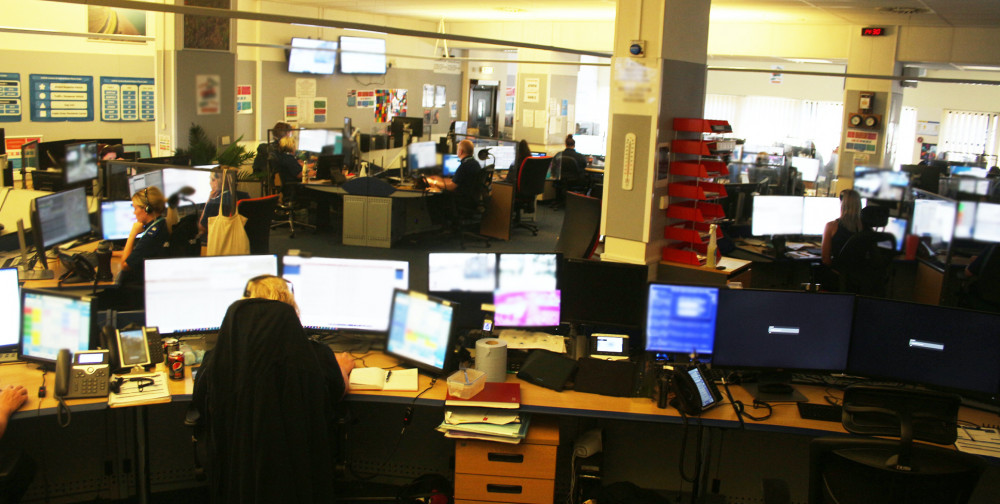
[469, 82, 498, 138]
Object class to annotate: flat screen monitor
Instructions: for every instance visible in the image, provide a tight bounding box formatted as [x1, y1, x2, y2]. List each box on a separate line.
[644, 283, 719, 355]
[103, 160, 132, 200]
[281, 255, 409, 332]
[573, 135, 606, 157]
[442, 154, 460, 177]
[297, 129, 343, 155]
[344, 116, 353, 137]
[561, 258, 648, 328]
[162, 167, 213, 205]
[791, 157, 820, 182]
[123, 144, 152, 159]
[116, 328, 151, 368]
[490, 145, 517, 171]
[885, 216, 908, 251]
[19, 289, 92, 365]
[497, 253, 559, 291]
[911, 197, 956, 251]
[407, 141, 437, 171]
[767, 155, 785, 166]
[853, 168, 909, 200]
[848, 297, 1000, 398]
[453, 121, 468, 135]
[64, 141, 99, 185]
[801, 197, 840, 235]
[428, 253, 496, 293]
[100, 200, 135, 241]
[751, 196, 804, 236]
[128, 169, 163, 196]
[288, 37, 337, 75]
[950, 166, 988, 178]
[144, 255, 278, 335]
[0, 268, 19, 349]
[339, 36, 387, 75]
[713, 289, 855, 372]
[21, 140, 39, 172]
[32, 186, 91, 249]
[390, 116, 424, 145]
[493, 289, 561, 328]
[385, 290, 455, 375]
[954, 201, 977, 240]
[973, 202, 1000, 243]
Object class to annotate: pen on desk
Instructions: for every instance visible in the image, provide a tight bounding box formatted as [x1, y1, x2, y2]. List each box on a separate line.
[463, 369, 470, 385]
[385, 370, 392, 383]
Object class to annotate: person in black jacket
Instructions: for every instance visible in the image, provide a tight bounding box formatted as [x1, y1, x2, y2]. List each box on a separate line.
[192, 275, 353, 503]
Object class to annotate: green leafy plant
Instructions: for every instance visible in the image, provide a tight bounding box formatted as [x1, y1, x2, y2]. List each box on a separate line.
[216, 135, 255, 168]
[174, 123, 217, 165]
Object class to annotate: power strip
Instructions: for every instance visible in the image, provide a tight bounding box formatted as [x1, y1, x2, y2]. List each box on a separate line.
[0, 352, 18, 363]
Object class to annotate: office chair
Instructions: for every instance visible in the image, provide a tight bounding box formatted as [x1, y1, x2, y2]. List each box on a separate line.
[513, 156, 551, 235]
[833, 206, 898, 296]
[959, 244, 1000, 312]
[270, 170, 315, 239]
[0, 449, 36, 504]
[555, 191, 602, 259]
[236, 195, 279, 255]
[808, 385, 985, 504]
[450, 169, 493, 249]
[168, 214, 202, 257]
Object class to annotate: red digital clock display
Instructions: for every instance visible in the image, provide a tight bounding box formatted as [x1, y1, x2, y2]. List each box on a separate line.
[861, 27, 886, 36]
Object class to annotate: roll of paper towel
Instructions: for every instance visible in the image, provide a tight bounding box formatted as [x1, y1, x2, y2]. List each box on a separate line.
[475, 338, 507, 382]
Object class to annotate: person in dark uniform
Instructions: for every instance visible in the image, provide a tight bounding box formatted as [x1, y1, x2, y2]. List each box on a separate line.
[118, 186, 170, 285]
[559, 134, 590, 182]
[425, 139, 482, 203]
[253, 121, 293, 174]
[822, 189, 863, 267]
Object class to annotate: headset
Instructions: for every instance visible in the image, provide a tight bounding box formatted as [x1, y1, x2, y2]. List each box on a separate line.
[243, 275, 294, 297]
[140, 187, 152, 214]
[110, 376, 156, 394]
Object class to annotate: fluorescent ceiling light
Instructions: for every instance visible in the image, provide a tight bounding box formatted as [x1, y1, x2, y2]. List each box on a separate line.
[788, 58, 834, 64]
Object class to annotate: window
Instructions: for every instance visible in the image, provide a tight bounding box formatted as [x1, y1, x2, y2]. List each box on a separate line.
[940, 110, 999, 162]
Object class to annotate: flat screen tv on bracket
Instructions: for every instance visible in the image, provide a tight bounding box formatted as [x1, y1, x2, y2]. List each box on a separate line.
[340, 36, 387, 75]
[287, 37, 337, 75]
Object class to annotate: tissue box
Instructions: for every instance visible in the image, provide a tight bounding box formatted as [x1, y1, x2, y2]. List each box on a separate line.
[447, 368, 487, 399]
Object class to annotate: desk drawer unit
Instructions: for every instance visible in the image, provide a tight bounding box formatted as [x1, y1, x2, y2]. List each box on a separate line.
[454, 416, 559, 504]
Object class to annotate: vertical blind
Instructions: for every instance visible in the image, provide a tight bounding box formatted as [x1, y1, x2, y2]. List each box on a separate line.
[704, 94, 843, 159]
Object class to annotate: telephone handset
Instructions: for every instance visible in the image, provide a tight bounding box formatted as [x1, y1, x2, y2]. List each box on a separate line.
[670, 364, 722, 416]
[55, 349, 111, 400]
[57, 251, 97, 283]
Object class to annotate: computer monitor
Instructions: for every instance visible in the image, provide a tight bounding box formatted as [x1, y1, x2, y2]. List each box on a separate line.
[801, 197, 840, 236]
[390, 116, 424, 146]
[287, 37, 337, 75]
[751, 196, 804, 236]
[493, 289, 561, 328]
[122, 144, 152, 159]
[853, 168, 910, 200]
[954, 201, 977, 240]
[128, 169, 163, 196]
[344, 116, 353, 138]
[144, 255, 278, 336]
[64, 141, 99, 186]
[20, 140, 39, 174]
[885, 216, 908, 251]
[406, 141, 437, 171]
[490, 145, 517, 171]
[162, 167, 213, 205]
[281, 255, 409, 332]
[950, 166, 988, 178]
[713, 289, 855, 371]
[0, 268, 19, 351]
[297, 128, 343, 155]
[384, 290, 455, 375]
[339, 36, 387, 75]
[427, 253, 496, 292]
[31, 186, 92, 250]
[100, 200, 135, 241]
[19, 289, 93, 366]
[973, 202, 1000, 243]
[561, 258, 648, 328]
[442, 154, 460, 177]
[103, 160, 133, 200]
[848, 297, 1000, 399]
[452, 121, 468, 136]
[116, 328, 151, 368]
[644, 283, 719, 355]
[497, 253, 559, 291]
[790, 157, 820, 182]
[573, 135, 606, 157]
[911, 196, 957, 252]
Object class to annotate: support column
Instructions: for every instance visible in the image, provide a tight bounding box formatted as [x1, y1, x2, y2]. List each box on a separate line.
[835, 27, 904, 190]
[601, 0, 711, 267]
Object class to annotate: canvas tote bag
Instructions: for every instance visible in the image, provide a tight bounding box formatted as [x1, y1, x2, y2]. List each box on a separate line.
[207, 168, 250, 256]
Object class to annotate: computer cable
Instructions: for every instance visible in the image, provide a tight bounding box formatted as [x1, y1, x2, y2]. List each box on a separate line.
[720, 378, 745, 430]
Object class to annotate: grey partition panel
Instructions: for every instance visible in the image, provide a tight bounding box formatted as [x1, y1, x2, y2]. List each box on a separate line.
[176, 50, 236, 150]
[605, 114, 651, 241]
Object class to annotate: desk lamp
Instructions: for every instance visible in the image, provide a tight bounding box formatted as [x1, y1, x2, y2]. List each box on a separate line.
[477, 147, 495, 170]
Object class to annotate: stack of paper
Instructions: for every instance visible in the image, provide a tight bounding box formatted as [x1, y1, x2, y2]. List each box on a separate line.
[107, 371, 171, 407]
[955, 426, 1000, 457]
[349, 367, 418, 391]
[436, 408, 530, 444]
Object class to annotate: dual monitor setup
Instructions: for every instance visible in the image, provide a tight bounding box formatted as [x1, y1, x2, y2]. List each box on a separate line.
[286, 36, 387, 75]
[645, 283, 1000, 402]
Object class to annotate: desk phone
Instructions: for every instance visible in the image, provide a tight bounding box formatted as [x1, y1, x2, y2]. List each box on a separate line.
[56, 349, 111, 399]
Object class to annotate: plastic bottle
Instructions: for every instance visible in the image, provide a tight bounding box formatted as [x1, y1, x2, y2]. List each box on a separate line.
[707, 223, 718, 268]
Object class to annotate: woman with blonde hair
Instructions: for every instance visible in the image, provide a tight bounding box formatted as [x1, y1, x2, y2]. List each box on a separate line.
[821, 189, 863, 267]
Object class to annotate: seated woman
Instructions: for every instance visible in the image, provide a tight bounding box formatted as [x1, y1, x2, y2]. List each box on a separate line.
[504, 139, 532, 184]
[192, 275, 353, 503]
[822, 189, 863, 268]
[274, 136, 315, 185]
[198, 169, 250, 237]
[100, 187, 170, 309]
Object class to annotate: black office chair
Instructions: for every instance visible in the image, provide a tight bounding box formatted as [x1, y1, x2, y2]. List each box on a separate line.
[833, 206, 898, 296]
[450, 169, 493, 249]
[555, 191, 602, 259]
[513, 156, 551, 235]
[168, 214, 202, 257]
[808, 385, 985, 504]
[0, 449, 36, 504]
[237, 195, 279, 255]
[271, 170, 315, 239]
[959, 244, 1000, 312]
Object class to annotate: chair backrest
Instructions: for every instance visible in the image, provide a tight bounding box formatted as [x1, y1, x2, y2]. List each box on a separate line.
[968, 245, 1000, 306]
[835, 231, 897, 295]
[517, 157, 551, 198]
[168, 214, 202, 257]
[556, 191, 602, 259]
[861, 205, 889, 229]
[237, 195, 279, 255]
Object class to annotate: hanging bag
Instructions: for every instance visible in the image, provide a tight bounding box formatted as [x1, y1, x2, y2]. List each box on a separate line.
[207, 168, 250, 256]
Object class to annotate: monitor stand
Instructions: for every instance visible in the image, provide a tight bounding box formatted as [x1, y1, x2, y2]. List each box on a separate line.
[743, 371, 807, 403]
[16, 218, 53, 280]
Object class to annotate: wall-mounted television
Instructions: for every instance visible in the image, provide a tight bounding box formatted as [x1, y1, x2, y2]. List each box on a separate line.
[288, 37, 337, 75]
[340, 36, 387, 75]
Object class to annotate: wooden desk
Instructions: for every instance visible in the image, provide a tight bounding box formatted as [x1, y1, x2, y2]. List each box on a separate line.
[303, 183, 440, 247]
[657, 256, 752, 287]
[20, 240, 122, 290]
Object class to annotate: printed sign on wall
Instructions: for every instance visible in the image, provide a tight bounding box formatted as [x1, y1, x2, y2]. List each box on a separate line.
[29, 74, 94, 122]
[0, 73, 22, 122]
[100, 76, 155, 122]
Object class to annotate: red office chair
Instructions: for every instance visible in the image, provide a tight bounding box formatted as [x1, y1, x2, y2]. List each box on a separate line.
[513, 156, 551, 235]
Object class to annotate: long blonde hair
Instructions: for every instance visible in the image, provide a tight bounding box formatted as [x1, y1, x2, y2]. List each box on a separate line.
[839, 189, 863, 233]
[244, 275, 299, 315]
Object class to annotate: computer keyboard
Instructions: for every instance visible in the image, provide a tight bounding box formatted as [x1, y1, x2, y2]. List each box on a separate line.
[797, 402, 842, 423]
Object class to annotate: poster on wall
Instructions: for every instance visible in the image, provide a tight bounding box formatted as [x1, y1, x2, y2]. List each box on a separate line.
[435, 86, 446, 108]
[5, 135, 42, 170]
[347, 90, 356, 107]
[374, 89, 389, 122]
[921, 142, 938, 161]
[100, 77, 155, 122]
[88, 6, 146, 36]
[390, 89, 407, 118]
[196, 75, 220, 115]
[845, 129, 878, 154]
[29, 74, 93, 122]
[449, 101, 457, 119]
[310, 97, 327, 124]
[284, 97, 299, 123]
[422, 84, 434, 108]
[183, 0, 229, 50]
[375, 89, 407, 123]
[0, 73, 22, 122]
[524, 78, 540, 103]
[236, 85, 252, 114]
[356, 90, 375, 108]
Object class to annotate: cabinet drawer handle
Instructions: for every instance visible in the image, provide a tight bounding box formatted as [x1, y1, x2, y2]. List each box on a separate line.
[486, 484, 523, 494]
[487, 452, 524, 464]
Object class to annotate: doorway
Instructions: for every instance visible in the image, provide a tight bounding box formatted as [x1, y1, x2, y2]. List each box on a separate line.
[469, 81, 499, 138]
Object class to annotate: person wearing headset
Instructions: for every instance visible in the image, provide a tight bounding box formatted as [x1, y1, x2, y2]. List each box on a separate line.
[192, 275, 353, 503]
[117, 186, 171, 286]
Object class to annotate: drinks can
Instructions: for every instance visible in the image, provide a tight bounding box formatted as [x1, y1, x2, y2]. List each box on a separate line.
[168, 351, 185, 380]
[163, 338, 179, 363]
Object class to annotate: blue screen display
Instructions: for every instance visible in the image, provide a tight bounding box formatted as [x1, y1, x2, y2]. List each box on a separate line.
[645, 284, 719, 354]
[442, 154, 460, 177]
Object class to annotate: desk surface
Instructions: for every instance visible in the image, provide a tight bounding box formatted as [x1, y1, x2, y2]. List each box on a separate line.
[19, 240, 122, 290]
[302, 181, 439, 198]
